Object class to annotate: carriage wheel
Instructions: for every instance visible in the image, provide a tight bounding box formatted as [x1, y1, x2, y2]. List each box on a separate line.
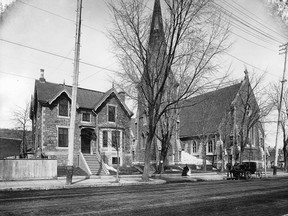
[256, 171, 262, 179]
[245, 171, 251, 180]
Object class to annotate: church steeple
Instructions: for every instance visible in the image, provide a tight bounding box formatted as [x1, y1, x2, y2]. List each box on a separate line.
[148, 0, 165, 50]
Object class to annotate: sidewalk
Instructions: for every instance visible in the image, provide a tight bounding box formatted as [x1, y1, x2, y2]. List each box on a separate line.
[1, 171, 287, 191]
[0, 175, 165, 191]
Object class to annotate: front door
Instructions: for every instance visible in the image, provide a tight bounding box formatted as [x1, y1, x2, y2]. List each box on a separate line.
[81, 135, 91, 153]
[81, 128, 92, 154]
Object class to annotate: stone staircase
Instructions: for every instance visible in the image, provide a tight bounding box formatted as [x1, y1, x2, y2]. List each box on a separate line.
[82, 154, 107, 175]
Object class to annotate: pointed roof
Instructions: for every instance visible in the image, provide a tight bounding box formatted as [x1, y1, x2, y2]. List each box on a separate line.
[180, 83, 242, 138]
[148, 0, 165, 50]
[94, 87, 133, 117]
[35, 80, 104, 109]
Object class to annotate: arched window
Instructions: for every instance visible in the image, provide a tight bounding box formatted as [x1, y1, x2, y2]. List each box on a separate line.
[208, 140, 213, 153]
[192, 141, 197, 153]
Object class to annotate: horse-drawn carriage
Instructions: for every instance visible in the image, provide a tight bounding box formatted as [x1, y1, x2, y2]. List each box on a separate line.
[227, 162, 262, 180]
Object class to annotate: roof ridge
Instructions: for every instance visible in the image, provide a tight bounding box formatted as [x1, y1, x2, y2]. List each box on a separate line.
[36, 79, 105, 94]
[186, 82, 242, 101]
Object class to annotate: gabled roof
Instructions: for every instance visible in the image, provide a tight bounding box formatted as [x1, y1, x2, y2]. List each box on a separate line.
[180, 83, 242, 138]
[94, 87, 133, 117]
[35, 80, 104, 109]
[34, 80, 133, 116]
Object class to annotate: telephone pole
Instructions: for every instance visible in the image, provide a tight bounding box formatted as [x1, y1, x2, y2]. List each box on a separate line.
[66, 0, 83, 185]
[274, 43, 288, 175]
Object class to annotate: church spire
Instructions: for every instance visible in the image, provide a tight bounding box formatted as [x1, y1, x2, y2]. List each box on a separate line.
[148, 0, 165, 49]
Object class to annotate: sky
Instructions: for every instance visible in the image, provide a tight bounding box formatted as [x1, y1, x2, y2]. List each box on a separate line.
[0, 0, 287, 148]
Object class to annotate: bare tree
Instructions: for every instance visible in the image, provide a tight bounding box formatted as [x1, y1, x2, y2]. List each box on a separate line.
[12, 102, 31, 158]
[268, 83, 288, 172]
[234, 72, 270, 163]
[108, 0, 230, 181]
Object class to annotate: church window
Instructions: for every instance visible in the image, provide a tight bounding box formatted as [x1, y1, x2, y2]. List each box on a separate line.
[192, 141, 197, 153]
[208, 140, 213, 153]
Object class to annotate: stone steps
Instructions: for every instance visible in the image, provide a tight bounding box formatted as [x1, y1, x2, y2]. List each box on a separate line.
[83, 154, 106, 175]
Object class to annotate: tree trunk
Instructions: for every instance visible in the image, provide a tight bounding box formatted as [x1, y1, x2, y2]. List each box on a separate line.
[203, 139, 207, 172]
[283, 139, 288, 173]
[221, 145, 225, 172]
[22, 128, 27, 158]
[158, 147, 168, 174]
[142, 134, 153, 181]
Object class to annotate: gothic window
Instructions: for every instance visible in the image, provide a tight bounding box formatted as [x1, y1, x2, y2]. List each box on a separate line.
[58, 127, 68, 147]
[246, 104, 252, 117]
[208, 140, 213, 153]
[102, 130, 108, 148]
[249, 126, 255, 147]
[108, 105, 116, 122]
[192, 141, 197, 153]
[59, 98, 69, 117]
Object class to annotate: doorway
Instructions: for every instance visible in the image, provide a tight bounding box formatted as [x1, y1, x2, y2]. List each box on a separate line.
[81, 128, 96, 154]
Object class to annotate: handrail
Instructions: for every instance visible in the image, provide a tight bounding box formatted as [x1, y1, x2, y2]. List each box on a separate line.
[79, 152, 92, 175]
[95, 151, 110, 175]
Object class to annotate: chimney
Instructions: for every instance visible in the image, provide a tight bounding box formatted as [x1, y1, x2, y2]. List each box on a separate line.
[118, 91, 126, 103]
[39, 69, 46, 83]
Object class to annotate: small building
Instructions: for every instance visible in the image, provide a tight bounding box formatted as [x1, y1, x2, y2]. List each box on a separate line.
[0, 137, 21, 159]
[30, 71, 133, 175]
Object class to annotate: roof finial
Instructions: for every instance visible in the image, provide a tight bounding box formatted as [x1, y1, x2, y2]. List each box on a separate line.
[244, 68, 248, 79]
[112, 81, 115, 89]
[63, 79, 65, 85]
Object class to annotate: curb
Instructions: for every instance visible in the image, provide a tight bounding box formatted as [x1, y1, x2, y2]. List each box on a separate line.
[0, 179, 166, 192]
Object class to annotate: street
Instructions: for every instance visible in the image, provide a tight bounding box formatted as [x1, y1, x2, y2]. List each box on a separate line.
[0, 177, 288, 216]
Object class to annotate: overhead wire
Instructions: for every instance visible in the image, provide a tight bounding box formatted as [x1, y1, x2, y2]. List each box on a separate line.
[226, 0, 286, 41]
[2, 1, 282, 81]
[0, 38, 119, 74]
[18, 0, 104, 33]
[213, 1, 285, 45]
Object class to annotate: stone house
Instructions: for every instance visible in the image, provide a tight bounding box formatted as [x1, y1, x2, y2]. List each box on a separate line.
[180, 72, 265, 169]
[30, 71, 133, 175]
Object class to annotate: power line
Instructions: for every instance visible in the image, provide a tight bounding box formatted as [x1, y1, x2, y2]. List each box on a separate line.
[223, 51, 280, 78]
[0, 70, 36, 80]
[213, 2, 285, 45]
[18, 0, 104, 33]
[0, 38, 119, 74]
[218, 1, 284, 44]
[228, 0, 286, 41]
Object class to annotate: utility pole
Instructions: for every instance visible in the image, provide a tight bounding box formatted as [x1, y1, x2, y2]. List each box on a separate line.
[274, 43, 288, 175]
[66, 0, 83, 185]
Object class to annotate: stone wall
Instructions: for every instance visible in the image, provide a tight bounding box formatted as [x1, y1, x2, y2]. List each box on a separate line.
[0, 159, 57, 180]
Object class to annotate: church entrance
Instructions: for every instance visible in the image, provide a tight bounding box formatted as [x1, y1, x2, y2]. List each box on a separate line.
[81, 128, 96, 154]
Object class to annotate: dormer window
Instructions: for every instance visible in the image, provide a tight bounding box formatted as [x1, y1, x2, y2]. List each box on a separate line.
[108, 105, 116, 122]
[59, 98, 69, 117]
[82, 112, 91, 122]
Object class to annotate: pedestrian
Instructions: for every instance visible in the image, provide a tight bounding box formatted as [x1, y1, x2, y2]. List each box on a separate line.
[182, 164, 189, 176]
